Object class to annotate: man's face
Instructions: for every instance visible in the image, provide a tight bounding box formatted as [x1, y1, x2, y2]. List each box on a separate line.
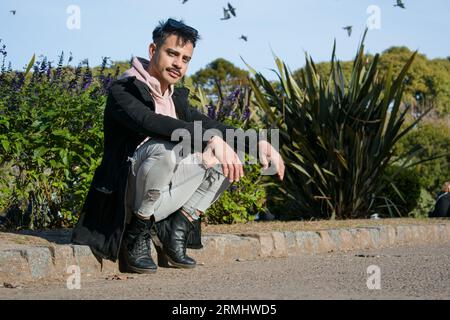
[148, 34, 194, 91]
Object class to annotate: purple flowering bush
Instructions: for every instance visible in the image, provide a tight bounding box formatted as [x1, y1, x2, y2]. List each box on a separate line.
[0, 42, 120, 229]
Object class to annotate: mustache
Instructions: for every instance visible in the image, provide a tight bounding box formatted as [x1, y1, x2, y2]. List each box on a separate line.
[167, 68, 181, 76]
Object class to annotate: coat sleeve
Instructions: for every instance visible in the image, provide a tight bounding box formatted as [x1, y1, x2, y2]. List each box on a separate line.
[107, 80, 209, 150]
[188, 106, 262, 156]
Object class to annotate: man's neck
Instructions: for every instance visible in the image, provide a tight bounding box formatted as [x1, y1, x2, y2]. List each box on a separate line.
[147, 65, 169, 95]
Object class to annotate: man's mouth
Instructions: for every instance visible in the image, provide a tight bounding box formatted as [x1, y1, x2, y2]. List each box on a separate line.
[167, 69, 181, 78]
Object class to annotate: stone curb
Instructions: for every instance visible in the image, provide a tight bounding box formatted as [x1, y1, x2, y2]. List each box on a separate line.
[1, 222, 450, 284]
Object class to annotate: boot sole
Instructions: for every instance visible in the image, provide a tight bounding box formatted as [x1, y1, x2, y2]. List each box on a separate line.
[166, 254, 196, 269]
[126, 265, 157, 274]
[119, 247, 157, 274]
[155, 245, 196, 269]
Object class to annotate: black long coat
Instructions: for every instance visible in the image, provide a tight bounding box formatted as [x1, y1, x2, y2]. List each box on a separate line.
[430, 192, 450, 218]
[71, 76, 236, 261]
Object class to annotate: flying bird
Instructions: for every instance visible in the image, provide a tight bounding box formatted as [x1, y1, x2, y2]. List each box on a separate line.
[227, 3, 237, 17]
[181, 0, 189, 4]
[221, 7, 231, 20]
[239, 35, 248, 42]
[10, 10, 16, 15]
[394, 0, 406, 9]
[343, 25, 353, 37]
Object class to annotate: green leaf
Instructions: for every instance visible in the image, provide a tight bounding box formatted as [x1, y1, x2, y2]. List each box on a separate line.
[1, 139, 10, 153]
[25, 54, 36, 76]
[33, 146, 48, 158]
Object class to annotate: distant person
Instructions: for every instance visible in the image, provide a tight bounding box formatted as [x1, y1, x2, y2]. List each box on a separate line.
[429, 181, 450, 218]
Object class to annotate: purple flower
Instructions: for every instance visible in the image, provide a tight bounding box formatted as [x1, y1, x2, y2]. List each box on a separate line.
[31, 64, 40, 82]
[39, 57, 48, 75]
[102, 74, 113, 92]
[242, 107, 251, 121]
[12, 72, 25, 92]
[207, 105, 217, 120]
[83, 121, 93, 130]
[68, 64, 82, 90]
[46, 61, 52, 79]
[100, 56, 109, 75]
[82, 79, 91, 91]
[55, 51, 64, 79]
[81, 61, 93, 91]
[231, 88, 241, 100]
[225, 87, 241, 105]
[0, 44, 7, 73]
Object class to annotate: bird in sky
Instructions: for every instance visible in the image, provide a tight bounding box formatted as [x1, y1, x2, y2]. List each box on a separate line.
[10, 10, 16, 15]
[221, 7, 231, 20]
[227, 3, 237, 17]
[343, 25, 353, 37]
[181, 0, 188, 4]
[239, 35, 248, 42]
[394, 0, 406, 9]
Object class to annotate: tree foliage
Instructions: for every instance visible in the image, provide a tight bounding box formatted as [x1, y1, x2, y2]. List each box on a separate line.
[191, 58, 249, 101]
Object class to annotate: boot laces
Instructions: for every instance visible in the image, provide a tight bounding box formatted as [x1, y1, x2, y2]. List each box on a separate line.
[132, 229, 151, 256]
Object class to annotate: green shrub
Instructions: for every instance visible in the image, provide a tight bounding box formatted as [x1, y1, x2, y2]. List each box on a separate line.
[186, 82, 268, 224]
[393, 121, 450, 192]
[377, 166, 422, 217]
[205, 157, 267, 224]
[0, 52, 109, 229]
[409, 188, 436, 218]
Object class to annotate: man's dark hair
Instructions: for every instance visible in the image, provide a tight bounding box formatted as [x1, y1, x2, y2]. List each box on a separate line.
[153, 18, 200, 48]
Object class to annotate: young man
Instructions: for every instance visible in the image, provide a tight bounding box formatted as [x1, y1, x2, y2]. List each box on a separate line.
[71, 18, 285, 273]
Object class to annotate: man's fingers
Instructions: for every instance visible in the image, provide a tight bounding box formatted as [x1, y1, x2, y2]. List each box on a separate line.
[278, 160, 285, 180]
[233, 163, 241, 181]
[222, 164, 229, 179]
[228, 163, 235, 182]
[260, 154, 269, 170]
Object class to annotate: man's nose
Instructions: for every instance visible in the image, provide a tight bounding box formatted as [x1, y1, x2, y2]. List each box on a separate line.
[172, 57, 182, 69]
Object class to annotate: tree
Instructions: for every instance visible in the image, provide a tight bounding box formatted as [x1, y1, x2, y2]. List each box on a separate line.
[192, 58, 249, 101]
[293, 46, 450, 117]
[394, 120, 450, 192]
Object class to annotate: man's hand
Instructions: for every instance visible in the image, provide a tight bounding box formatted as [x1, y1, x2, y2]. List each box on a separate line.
[204, 136, 244, 182]
[258, 140, 285, 181]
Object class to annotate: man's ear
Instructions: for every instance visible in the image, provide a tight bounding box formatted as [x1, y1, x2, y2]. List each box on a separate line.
[149, 43, 157, 59]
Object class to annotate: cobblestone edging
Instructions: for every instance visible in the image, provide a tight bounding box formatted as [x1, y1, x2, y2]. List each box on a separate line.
[1, 222, 450, 283]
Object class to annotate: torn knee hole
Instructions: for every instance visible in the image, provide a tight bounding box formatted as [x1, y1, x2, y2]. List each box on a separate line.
[145, 189, 161, 202]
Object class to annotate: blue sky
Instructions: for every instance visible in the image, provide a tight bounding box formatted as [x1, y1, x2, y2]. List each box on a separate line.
[1, 0, 449, 79]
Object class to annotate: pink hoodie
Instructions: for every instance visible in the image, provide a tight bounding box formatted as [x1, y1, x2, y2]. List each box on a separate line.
[120, 56, 178, 119]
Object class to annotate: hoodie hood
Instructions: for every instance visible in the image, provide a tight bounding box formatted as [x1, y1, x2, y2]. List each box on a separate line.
[120, 57, 178, 119]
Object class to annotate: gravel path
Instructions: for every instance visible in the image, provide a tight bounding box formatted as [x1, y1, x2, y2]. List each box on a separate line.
[2, 242, 449, 300]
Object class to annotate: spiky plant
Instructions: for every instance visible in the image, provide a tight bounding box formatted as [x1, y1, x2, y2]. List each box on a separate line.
[248, 32, 431, 219]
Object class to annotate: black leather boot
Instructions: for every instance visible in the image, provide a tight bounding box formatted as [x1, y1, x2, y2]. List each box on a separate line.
[120, 215, 157, 274]
[152, 210, 196, 269]
[187, 217, 203, 250]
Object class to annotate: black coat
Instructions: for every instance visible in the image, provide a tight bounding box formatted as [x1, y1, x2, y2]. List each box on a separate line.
[429, 192, 450, 218]
[71, 76, 236, 261]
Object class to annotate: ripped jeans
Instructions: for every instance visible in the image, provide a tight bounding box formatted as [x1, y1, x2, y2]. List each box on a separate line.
[125, 138, 230, 223]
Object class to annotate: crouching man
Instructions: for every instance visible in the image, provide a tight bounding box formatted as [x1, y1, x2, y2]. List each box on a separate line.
[71, 18, 284, 273]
